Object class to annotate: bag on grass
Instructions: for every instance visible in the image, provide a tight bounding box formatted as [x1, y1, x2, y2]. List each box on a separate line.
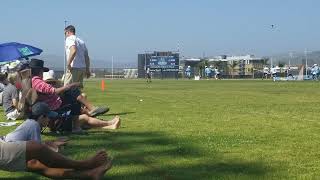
[48, 111, 73, 133]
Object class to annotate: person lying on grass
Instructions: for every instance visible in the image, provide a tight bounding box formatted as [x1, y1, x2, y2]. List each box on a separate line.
[1, 102, 68, 152]
[0, 140, 112, 179]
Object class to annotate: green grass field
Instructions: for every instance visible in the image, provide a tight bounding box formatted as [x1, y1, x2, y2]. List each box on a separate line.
[1, 79, 320, 179]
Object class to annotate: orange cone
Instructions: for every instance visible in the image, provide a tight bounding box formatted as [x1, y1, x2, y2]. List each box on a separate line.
[101, 80, 105, 91]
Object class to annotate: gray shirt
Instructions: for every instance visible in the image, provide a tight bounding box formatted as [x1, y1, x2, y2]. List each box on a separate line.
[2, 84, 18, 114]
[4, 119, 41, 143]
[0, 83, 5, 92]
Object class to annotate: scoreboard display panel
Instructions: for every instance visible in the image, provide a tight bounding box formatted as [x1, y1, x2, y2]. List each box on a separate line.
[149, 55, 179, 71]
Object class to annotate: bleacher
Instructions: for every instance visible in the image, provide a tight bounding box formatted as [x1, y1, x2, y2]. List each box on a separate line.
[124, 69, 138, 79]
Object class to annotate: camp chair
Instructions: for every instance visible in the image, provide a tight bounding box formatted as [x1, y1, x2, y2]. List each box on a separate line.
[17, 69, 37, 115]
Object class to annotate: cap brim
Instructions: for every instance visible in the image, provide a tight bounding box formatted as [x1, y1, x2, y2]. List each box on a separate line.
[43, 67, 49, 72]
[47, 111, 58, 119]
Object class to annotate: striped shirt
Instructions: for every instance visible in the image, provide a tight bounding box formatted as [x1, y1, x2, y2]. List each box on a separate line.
[32, 76, 62, 111]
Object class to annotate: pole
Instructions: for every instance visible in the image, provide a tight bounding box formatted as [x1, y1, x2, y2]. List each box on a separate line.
[111, 56, 114, 80]
[305, 49, 308, 77]
[144, 53, 146, 69]
[177, 42, 180, 52]
[64, 20, 67, 76]
[289, 52, 292, 67]
[144, 52, 147, 78]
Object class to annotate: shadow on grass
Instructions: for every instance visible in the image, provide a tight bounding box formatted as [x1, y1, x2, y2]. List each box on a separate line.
[104, 111, 136, 116]
[108, 161, 270, 179]
[62, 131, 273, 179]
[0, 173, 43, 180]
[0, 131, 273, 179]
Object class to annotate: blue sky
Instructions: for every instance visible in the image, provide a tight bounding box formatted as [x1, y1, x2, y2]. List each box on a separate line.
[1, 0, 320, 64]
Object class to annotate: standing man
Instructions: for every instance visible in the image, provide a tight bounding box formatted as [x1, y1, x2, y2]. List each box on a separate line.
[263, 66, 269, 80]
[185, 66, 192, 79]
[271, 66, 277, 81]
[64, 25, 91, 88]
[204, 66, 210, 79]
[146, 67, 152, 83]
[214, 67, 220, 80]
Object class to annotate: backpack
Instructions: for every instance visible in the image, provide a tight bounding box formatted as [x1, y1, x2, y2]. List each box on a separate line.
[47, 110, 73, 133]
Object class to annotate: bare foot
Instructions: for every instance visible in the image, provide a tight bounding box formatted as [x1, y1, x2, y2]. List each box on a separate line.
[86, 158, 112, 180]
[102, 117, 121, 130]
[86, 150, 108, 169]
[110, 115, 120, 124]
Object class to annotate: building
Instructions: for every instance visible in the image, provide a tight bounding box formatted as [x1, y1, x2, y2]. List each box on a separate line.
[208, 55, 267, 77]
[180, 55, 268, 78]
[138, 51, 179, 78]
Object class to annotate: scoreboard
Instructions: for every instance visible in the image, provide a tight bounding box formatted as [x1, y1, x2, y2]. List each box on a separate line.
[148, 55, 179, 71]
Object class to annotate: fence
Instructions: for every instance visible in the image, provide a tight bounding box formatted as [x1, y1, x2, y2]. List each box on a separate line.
[54, 68, 138, 79]
[52, 66, 306, 80]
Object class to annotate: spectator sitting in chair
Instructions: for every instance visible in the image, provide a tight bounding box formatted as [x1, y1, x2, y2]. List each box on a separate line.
[29, 59, 120, 133]
[0, 73, 24, 120]
[43, 70, 90, 116]
[30, 58, 108, 117]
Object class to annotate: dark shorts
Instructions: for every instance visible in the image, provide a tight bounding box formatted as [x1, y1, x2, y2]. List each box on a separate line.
[147, 73, 151, 79]
[60, 87, 81, 116]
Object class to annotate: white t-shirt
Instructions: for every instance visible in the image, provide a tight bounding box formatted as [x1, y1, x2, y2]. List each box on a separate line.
[65, 35, 88, 69]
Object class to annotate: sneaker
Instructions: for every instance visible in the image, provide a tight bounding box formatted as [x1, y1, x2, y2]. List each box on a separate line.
[89, 107, 109, 117]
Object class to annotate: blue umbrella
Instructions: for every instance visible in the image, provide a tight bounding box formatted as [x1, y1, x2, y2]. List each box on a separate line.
[0, 42, 43, 62]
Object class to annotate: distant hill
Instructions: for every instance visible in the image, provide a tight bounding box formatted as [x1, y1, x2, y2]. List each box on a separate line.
[37, 51, 320, 70]
[37, 54, 137, 71]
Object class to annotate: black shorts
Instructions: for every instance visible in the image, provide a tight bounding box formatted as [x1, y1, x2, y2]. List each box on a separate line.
[60, 87, 81, 115]
[147, 73, 151, 78]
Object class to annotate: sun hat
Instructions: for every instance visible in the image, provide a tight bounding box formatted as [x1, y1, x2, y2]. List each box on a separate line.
[29, 59, 49, 72]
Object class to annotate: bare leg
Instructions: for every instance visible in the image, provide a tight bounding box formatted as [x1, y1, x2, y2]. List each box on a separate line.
[79, 115, 120, 128]
[81, 106, 91, 116]
[77, 95, 94, 111]
[26, 141, 108, 170]
[27, 158, 112, 179]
